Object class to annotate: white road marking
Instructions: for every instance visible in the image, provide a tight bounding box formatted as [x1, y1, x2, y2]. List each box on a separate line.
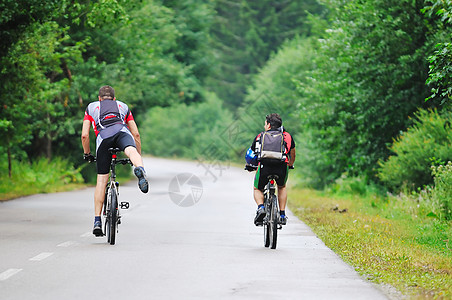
[29, 252, 53, 261]
[57, 241, 77, 247]
[0, 269, 23, 281]
[80, 232, 91, 238]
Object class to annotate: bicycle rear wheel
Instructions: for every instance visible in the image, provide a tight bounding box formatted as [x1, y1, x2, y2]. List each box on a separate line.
[269, 195, 278, 249]
[108, 187, 118, 245]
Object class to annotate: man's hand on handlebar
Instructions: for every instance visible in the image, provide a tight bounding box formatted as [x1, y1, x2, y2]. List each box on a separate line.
[83, 153, 95, 163]
[244, 164, 258, 172]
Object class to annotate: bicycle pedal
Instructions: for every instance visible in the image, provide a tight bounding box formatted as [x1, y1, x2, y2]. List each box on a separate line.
[277, 224, 283, 230]
[120, 202, 130, 209]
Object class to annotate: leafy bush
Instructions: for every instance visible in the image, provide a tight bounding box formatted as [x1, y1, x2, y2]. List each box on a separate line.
[426, 162, 452, 220]
[0, 157, 84, 200]
[329, 174, 375, 197]
[378, 109, 452, 191]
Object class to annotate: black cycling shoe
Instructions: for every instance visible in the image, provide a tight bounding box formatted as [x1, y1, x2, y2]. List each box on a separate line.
[134, 167, 149, 193]
[93, 221, 103, 237]
[254, 206, 266, 226]
[279, 215, 288, 225]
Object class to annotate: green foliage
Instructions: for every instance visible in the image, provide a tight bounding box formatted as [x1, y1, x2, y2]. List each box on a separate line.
[243, 36, 317, 132]
[0, 156, 84, 200]
[378, 109, 452, 191]
[0, 0, 216, 178]
[328, 174, 383, 197]
[423, 162, 452, 220]
[237, 36, 320, 185]
[290, 187, 452, 298]
[141, 93, 236, 160]
[423, 1, 452, 103]
[0, 0, 134, 172]
[0, 0, 61, 57]
[162, 0, 215, 84]
[1, 0, 452, 193]
[75, 0, 213, 112]
[426, 42, 452, 102]
[422, 0, 452, 24]
[296, 0, 441, 188]
[207, 0, 324, 108]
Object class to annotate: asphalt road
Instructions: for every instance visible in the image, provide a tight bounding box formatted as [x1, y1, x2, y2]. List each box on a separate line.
[0, 157, 389, 299]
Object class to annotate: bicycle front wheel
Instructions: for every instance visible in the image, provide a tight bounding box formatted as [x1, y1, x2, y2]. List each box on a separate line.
[103, 186, 109, 238]
[264, 222, 270, 248]
[108, 187, 118, 245]
[264, 199, 270, 248]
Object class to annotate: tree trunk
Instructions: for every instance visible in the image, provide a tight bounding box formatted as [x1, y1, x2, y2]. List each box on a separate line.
[46, 111, 52, 160]
[7, 137, 12, 178]
[46, 132, 52, 160]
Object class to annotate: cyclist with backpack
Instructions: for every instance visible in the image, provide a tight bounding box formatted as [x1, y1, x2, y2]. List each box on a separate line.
[246, 113, 296, 226]
[81, 85, 149, 236]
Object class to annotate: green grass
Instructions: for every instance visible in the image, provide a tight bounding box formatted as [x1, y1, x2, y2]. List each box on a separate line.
[289, 187, 451, 299]
[0, 157, 85, 200]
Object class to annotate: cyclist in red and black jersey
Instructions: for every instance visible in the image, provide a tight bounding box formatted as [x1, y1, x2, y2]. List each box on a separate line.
[250, 113, 296, 226]
[81, 85, 148, 236]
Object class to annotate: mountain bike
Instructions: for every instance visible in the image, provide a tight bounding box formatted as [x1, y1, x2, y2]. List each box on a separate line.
[245, 164, 294, 249]
[263, 175, 281, 249]
[101, 148, 132, 245]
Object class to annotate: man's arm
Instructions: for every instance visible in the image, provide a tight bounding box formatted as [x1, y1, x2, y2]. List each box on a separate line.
[288, 148, 296, 167]
[81, 120, 91, 154]
[127, 120, 142, 155]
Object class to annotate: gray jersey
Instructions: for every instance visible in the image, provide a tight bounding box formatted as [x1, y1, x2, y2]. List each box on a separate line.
[84, 99, 135, 150]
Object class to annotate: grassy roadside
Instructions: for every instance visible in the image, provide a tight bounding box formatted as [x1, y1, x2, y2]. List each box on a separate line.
[0, 157, 86, 201]
[289, 187, 451, 299]
[0, 182, 86, 201]
[0, 157, 136, 201]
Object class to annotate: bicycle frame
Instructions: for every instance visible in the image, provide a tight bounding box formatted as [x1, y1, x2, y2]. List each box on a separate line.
[102, 148, 131, 245]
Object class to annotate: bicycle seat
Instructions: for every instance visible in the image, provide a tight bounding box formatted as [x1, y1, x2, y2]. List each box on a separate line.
[108, 148, 121, 154]
[267, 175, 279, 180]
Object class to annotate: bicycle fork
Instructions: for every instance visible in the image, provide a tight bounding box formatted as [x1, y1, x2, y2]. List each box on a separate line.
[104, 181, 130, 228]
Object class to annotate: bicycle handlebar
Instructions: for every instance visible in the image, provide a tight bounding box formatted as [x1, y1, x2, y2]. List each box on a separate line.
[244, 164, 258, 172]
[244, 164, 294, 171]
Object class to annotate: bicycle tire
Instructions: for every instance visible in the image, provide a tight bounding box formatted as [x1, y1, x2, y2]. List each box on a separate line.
[103, 186, 109, 238]
[106, 218, 110, 243]
[264, 222, 270, 248]
[109, 187, 118, 245]
[264, 195, 270, 247]
[269, 195, 278, 249]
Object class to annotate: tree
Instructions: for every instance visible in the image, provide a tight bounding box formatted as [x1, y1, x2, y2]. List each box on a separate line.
[0, 0, 132, 175]
[299, 0, 442, 187]
[207, 0, 323, 108]
[423, 0, 452, 103]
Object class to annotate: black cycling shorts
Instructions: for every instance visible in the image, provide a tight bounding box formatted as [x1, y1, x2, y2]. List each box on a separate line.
[254, 161, 289, 191]
[96, 131, 135, 174]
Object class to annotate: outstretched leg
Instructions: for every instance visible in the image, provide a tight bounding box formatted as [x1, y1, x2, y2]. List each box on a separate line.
[124, 146, 144, 168]
[124, 146, 148, 193]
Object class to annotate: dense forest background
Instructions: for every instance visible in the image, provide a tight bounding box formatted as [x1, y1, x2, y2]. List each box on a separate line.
[1, 0, 451, 200]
